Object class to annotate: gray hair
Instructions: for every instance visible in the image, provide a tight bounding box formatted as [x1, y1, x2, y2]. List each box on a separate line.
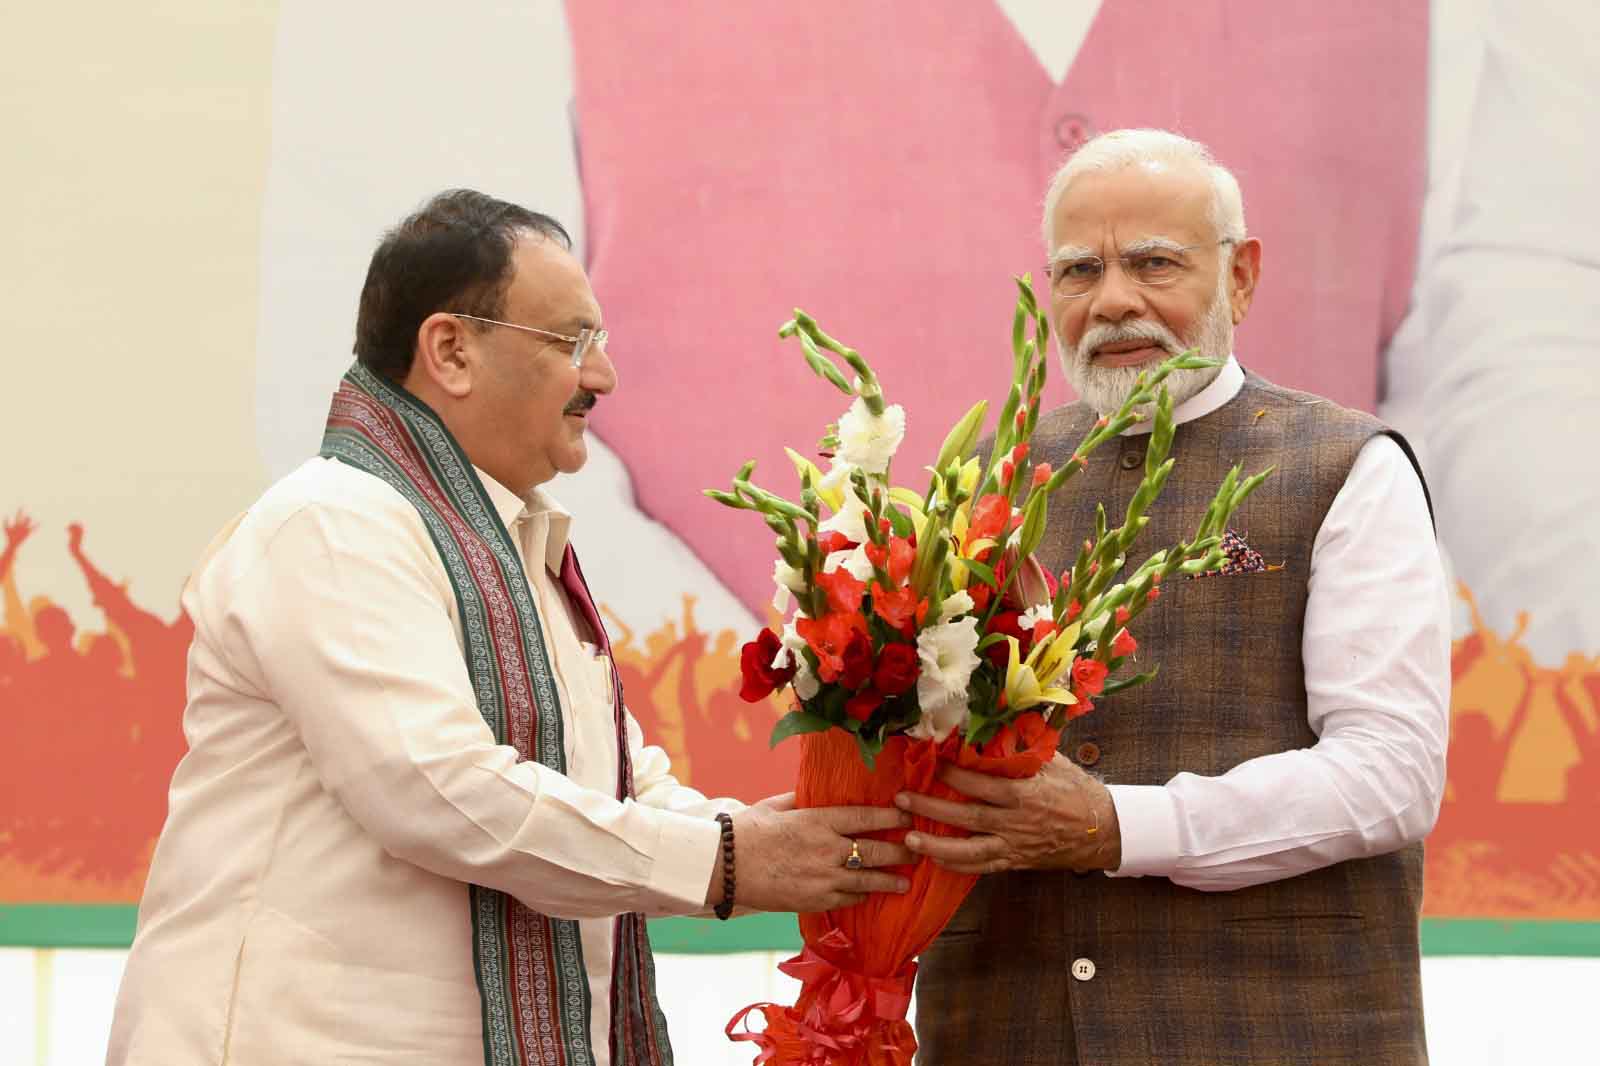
[1041, 129, 1247, 250]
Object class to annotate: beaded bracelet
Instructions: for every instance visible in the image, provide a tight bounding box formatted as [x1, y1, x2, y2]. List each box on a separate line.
[714, 812, 736, 920]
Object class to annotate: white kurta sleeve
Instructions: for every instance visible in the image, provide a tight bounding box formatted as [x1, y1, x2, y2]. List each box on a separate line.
[1109, 435, 1451, 890]
[224, 499, 720, 919]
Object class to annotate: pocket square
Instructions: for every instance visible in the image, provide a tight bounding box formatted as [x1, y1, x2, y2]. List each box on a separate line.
[1191, 528, 1279, 579]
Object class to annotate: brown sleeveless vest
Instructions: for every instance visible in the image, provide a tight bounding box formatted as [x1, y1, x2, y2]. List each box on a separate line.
[915, 373, 1430, 1065]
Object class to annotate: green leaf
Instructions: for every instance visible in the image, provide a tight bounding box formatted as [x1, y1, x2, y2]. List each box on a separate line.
[1101, 665, 1159, 698]
[769, 710, 835, 748]
[975, 631, 1009, 652]
[961, 556, 999, 589]
[855, 731, 881, 771]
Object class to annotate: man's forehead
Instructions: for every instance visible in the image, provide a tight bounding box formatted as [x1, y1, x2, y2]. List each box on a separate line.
[1050, 164, 1213, 250]
[508, 234, 601, 326]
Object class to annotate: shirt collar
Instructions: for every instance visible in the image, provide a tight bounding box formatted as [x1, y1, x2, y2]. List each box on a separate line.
[473, 467, 573, 573]
[1117, 354, 1244, 436]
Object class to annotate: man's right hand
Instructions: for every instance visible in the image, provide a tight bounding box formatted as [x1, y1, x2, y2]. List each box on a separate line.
[708, 794, 914, 914]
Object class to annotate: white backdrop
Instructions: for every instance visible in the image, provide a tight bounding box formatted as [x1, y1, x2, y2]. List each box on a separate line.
[1, 948, 1593, 1065]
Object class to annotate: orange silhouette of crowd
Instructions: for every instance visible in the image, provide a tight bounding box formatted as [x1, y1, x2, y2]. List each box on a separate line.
[3, 507, 1595, 918]
[1427, 585, 1600, 918]
[0, 511, 192, 898]
[604, 595, 798, 803]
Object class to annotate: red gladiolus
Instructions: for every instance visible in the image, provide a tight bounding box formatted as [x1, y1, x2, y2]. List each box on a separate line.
[1147, 586, 1161, 603]
[889, 537, 915, 584]
[1001, 461, 1015, 487]
[1067, 695, 1095, 720]
[968, 494, 1011, 547]
[969, 583, 992, 613]
[1065, 599, 1083, 621]
[1030, 619, 1059, 644]
[817, 531, 855, 555]
[1014, 409, 1028, 431]
[1031, 463, 1053, 489]
[1071, 657, 1109, 697]
[845, 690, 883, 722]
[872, 643, 920, 696]
[816, 567, 866, 614]
[797, 613, 867, 683]
[1010, 443, 1028, 467]
[1112, 628, 1138, 658]
[872, 582, 928, 637]
[1115, 606, 1131, 626]
[738, 629, 797, 702]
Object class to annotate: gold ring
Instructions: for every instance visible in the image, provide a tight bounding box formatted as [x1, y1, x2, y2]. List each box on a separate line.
[1085, 809, 1100, 837]
[844, 840, 864, 870]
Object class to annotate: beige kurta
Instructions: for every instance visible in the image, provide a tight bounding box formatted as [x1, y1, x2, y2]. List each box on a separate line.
[107, 457, 735, 1065]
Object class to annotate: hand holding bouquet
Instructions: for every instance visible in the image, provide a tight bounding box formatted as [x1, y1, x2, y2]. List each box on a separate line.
[709, 279, 1266, 1065]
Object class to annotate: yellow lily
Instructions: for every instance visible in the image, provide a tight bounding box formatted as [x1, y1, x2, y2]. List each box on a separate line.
[1003, 634, 1078, 712]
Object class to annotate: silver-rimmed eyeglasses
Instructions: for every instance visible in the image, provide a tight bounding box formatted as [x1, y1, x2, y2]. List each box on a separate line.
[1046, 238, 1237, 299]
[450, 312, 608, 369]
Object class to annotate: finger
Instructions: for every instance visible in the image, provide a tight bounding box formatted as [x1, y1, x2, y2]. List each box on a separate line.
[816, 804, 913, 835]
[760, 791, 796, 812]
[843, 870, 912, 894]
[853, 838, 916, 868]
[823, 892, 869, 911]
[935, 764, 1023, 806]
[904, 830, 1008, 866]
[894, 791, 990, 832]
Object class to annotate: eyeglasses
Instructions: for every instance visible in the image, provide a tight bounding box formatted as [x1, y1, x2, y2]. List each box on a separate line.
[450, 313, 608, 369]
[1046, 239, 1237, 299]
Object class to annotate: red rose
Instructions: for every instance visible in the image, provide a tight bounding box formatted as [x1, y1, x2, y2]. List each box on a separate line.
[983, 611, 1029, 669]
[1071, 656, 1109, 697]
[839, 630, 875, 690]
[872, 643, 921, 696]
[845, 690, 883, 722]
[738, 628, 796, 702]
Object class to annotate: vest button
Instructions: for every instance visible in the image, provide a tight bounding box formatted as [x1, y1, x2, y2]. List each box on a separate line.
[1119, 451, 1142, 470]
[1075, 741, 1101, 767]
[1070, 957, 1097, 982]
[1054, 113, 1092, 150]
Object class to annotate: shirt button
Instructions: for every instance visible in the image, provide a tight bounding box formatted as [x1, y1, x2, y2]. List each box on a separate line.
[1118, 451, 1142, 470]
[1071, 957, 1097, 982]
[1075, 741, 1101, 767]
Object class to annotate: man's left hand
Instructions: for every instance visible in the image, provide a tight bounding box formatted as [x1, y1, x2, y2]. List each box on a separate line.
[895, 753, 1122, 875]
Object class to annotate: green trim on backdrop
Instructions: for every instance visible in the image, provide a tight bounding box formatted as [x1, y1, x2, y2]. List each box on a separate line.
[4, 905, 1599, 957]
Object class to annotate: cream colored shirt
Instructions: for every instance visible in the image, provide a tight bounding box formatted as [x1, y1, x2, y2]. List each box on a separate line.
[106, 457, 734, 1066]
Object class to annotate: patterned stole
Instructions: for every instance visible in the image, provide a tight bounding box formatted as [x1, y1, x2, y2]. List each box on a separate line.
[319, 362, 672, 1066]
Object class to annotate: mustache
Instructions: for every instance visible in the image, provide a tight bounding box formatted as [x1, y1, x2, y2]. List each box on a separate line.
[1076, 320, 1182, 359]
[563, 390, 598, 416]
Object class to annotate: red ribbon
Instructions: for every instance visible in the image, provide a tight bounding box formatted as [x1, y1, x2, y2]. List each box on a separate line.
[727, 928, 917, 1064]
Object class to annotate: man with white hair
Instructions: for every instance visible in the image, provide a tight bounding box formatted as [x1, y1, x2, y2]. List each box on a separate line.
[898, 130, 1452, 1065]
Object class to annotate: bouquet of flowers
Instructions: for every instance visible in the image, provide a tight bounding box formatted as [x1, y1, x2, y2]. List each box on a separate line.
[710, 279, 1266, 1065]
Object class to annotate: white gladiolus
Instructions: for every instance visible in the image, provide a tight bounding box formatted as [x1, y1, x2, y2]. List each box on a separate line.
[836, 397, 907, 476]
[823, 544, 876, 582]
[772, 559, 807, 613]
[819, 484, 872, 543]
[940, 590, 975, 619]
[793, 658, 820, 700]
[1018, 605, 1052, 631]
[911, 616, 982, 741]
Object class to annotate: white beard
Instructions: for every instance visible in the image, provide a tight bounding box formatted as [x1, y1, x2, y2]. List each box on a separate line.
[1057, 276, 1235, 417]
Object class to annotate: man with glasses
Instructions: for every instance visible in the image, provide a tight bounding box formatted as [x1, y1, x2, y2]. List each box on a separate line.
[899, 130, 1451, 1065]
[106, 189, 916, 1066]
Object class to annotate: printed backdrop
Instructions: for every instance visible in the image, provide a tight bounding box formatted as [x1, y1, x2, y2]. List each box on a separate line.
[3, 0, 1597, 952]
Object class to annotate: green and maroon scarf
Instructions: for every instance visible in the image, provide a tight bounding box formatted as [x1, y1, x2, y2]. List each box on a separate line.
[320, 362, 672, 1066]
